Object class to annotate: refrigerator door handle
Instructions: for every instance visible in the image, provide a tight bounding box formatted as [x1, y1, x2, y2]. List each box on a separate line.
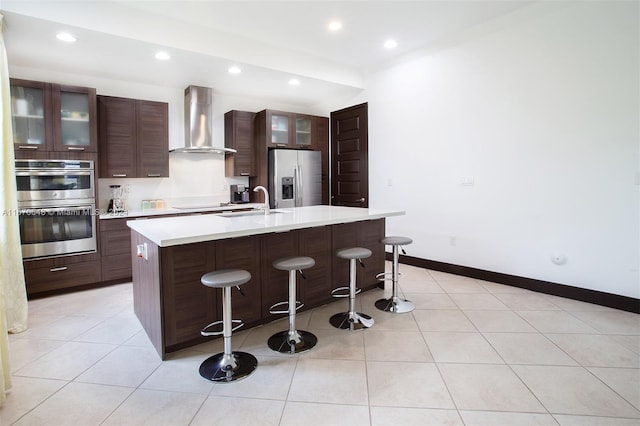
[297, 164, 303, 207]
[293, 165, 299, 207]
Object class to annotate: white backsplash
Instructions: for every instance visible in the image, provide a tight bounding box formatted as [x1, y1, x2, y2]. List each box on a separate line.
[98, 153, 248, 212]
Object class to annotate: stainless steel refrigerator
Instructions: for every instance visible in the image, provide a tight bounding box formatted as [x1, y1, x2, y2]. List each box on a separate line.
[268, 149, 322, 208]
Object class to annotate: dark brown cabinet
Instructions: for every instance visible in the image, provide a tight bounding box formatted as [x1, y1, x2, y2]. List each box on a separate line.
[24, 260, 101, 296]
[10, 78, 97, 155]
[260, 231, 300, 319]
[22, 251, 101, 297]
[215, 237, 262, 326]
[160, 241, 216, 350]
[256, 110, 319, 149]
[98, 96, 168, 178]
[224, 110, 256, 177]
[99, 218, 132, 281]
[332, 219, 386, 290]
[131, 219, 385, 358]
[299, 226, 334, 306]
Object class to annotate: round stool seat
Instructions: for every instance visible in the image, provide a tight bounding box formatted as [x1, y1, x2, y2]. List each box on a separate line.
[336, 247, 372, 260]
[201, 269, 251, 288]
[273, 256, 316, 271]
[381, 236, 413, 246]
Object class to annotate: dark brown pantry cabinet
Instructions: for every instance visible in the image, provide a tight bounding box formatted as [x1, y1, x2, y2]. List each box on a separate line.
[10, 78, 98, 156]
[98, 96, 169, 178]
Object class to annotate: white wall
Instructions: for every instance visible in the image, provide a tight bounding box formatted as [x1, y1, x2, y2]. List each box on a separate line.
[328, 1, 639, 298]
[9, 66, 322, 210]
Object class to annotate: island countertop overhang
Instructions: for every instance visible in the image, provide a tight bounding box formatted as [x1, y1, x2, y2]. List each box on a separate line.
[127, 205, 405, 247]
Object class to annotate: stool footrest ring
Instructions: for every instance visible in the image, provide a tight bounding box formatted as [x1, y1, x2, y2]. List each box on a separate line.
[375, 271, 402, 281]
[268, 300, 304, 315]
[201, 319, 244, 337]
[330, 286, 361, 298]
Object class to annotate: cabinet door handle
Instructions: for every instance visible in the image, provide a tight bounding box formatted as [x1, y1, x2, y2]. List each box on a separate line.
[356, 197, 365, 203]
[67, 146, 85, 151]
[112, 174, 127, 177]
[147, 173, 161, 177]
[240, 173, 250, 176]
[18, 145, 38, 150]
[50, 266, 68, 272]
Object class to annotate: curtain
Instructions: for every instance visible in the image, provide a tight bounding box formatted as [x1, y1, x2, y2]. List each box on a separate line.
[0, 13, 29, 405]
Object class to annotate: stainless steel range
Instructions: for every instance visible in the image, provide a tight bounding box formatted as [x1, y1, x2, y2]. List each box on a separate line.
[15, 159, 97, 259]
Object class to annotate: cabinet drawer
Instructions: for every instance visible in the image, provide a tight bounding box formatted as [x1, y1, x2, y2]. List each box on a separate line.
[25, 260, 101, 295]
[102, 253, 132, 281]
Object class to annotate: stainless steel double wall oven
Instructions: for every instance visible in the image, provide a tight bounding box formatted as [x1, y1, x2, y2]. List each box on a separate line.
[16, 159, 97, 259]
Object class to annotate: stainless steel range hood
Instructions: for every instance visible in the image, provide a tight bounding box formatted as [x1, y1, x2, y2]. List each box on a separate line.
[170, 85, 236, 154]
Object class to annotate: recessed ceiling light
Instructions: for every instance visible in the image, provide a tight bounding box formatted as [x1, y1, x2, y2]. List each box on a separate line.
[288, 78, 300, 86]
[56, 32, 77, 43]
[228, 66, 242, 74]
[155, 51, 171, 60]
[328, 20, 343, 31]
[383, 39, 398, 49]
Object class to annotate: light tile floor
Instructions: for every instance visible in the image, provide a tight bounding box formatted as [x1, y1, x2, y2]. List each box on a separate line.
[2, 264, 639, 425]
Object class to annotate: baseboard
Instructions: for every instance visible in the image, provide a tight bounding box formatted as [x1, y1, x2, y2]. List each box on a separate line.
[387, 253, 639, 314]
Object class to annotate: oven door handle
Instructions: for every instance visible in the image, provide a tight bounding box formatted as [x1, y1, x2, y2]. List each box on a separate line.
[19, 205, 93, 215]
[15, 170, 93, 177]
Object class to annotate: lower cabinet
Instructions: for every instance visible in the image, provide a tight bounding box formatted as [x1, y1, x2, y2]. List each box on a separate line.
[24, 259, 101, 296]
[142, 219, 385, 357]
[160, 241, 216, 350]
[100, 218, 132, 281]
[298, 226, 333, 307]
[215, 237, 262, 327]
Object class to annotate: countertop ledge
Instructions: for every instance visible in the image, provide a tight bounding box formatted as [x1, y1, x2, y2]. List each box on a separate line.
[127, 205, 405, 247]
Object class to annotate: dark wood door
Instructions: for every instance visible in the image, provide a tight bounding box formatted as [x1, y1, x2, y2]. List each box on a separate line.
[215, 237, 262, 326]
[330, 103, 368, 207]
[98, 96, 136, 178]
[136, 100, 169, 177]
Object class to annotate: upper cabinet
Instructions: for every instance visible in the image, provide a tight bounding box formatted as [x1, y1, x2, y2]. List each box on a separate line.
[98, 96, 168, 178]
[10, 79, 97, 154]
[225, 110, 256, 177]
[260, 110, 317, 149]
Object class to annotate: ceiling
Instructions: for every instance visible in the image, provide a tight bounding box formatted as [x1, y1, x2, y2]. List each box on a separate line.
[1, 0, 534, 107]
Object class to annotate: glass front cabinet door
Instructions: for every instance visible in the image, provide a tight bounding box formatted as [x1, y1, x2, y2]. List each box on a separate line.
[10, 79, 97, 153]
[10, 79, 51, 152]
[52, 85, 98, 153]
[270, 112, 290, 146]
[294, 115, 312, 146]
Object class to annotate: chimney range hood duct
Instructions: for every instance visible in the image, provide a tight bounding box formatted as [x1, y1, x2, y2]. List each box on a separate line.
[170, 85, 236, 154]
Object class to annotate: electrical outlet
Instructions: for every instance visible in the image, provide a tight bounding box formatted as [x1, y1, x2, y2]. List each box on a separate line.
[124, 184, 131, 194]
[461, 176, 474, 186]
[449, 236, 457, 246]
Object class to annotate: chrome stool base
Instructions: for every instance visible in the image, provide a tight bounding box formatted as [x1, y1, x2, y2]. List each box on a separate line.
[375, 297, 415, 313]
[199, 351, 258, 383]
[330, 311, 374, 331]
[268, 329, 318, 354]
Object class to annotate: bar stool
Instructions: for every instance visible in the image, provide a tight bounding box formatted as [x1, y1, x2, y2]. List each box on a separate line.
[199, 269, 257, 383]
[268, 256, 318, 354]
[375, 236, 415, 313]
[330, 247, 375, 330]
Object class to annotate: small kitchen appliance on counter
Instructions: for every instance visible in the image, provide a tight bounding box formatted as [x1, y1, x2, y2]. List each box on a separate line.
[108, 184, 125, 213]
[230, 184, 250, 203]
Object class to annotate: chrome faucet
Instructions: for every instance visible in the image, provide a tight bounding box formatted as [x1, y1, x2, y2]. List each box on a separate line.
[253, 185, 270, 214]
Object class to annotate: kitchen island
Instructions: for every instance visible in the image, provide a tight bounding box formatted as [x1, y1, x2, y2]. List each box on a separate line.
[127, 205, 404, 358]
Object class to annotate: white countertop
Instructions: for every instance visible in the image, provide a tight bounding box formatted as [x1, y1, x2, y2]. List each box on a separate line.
[99, 203, 262, 219]
[127, 205, 405, 247]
